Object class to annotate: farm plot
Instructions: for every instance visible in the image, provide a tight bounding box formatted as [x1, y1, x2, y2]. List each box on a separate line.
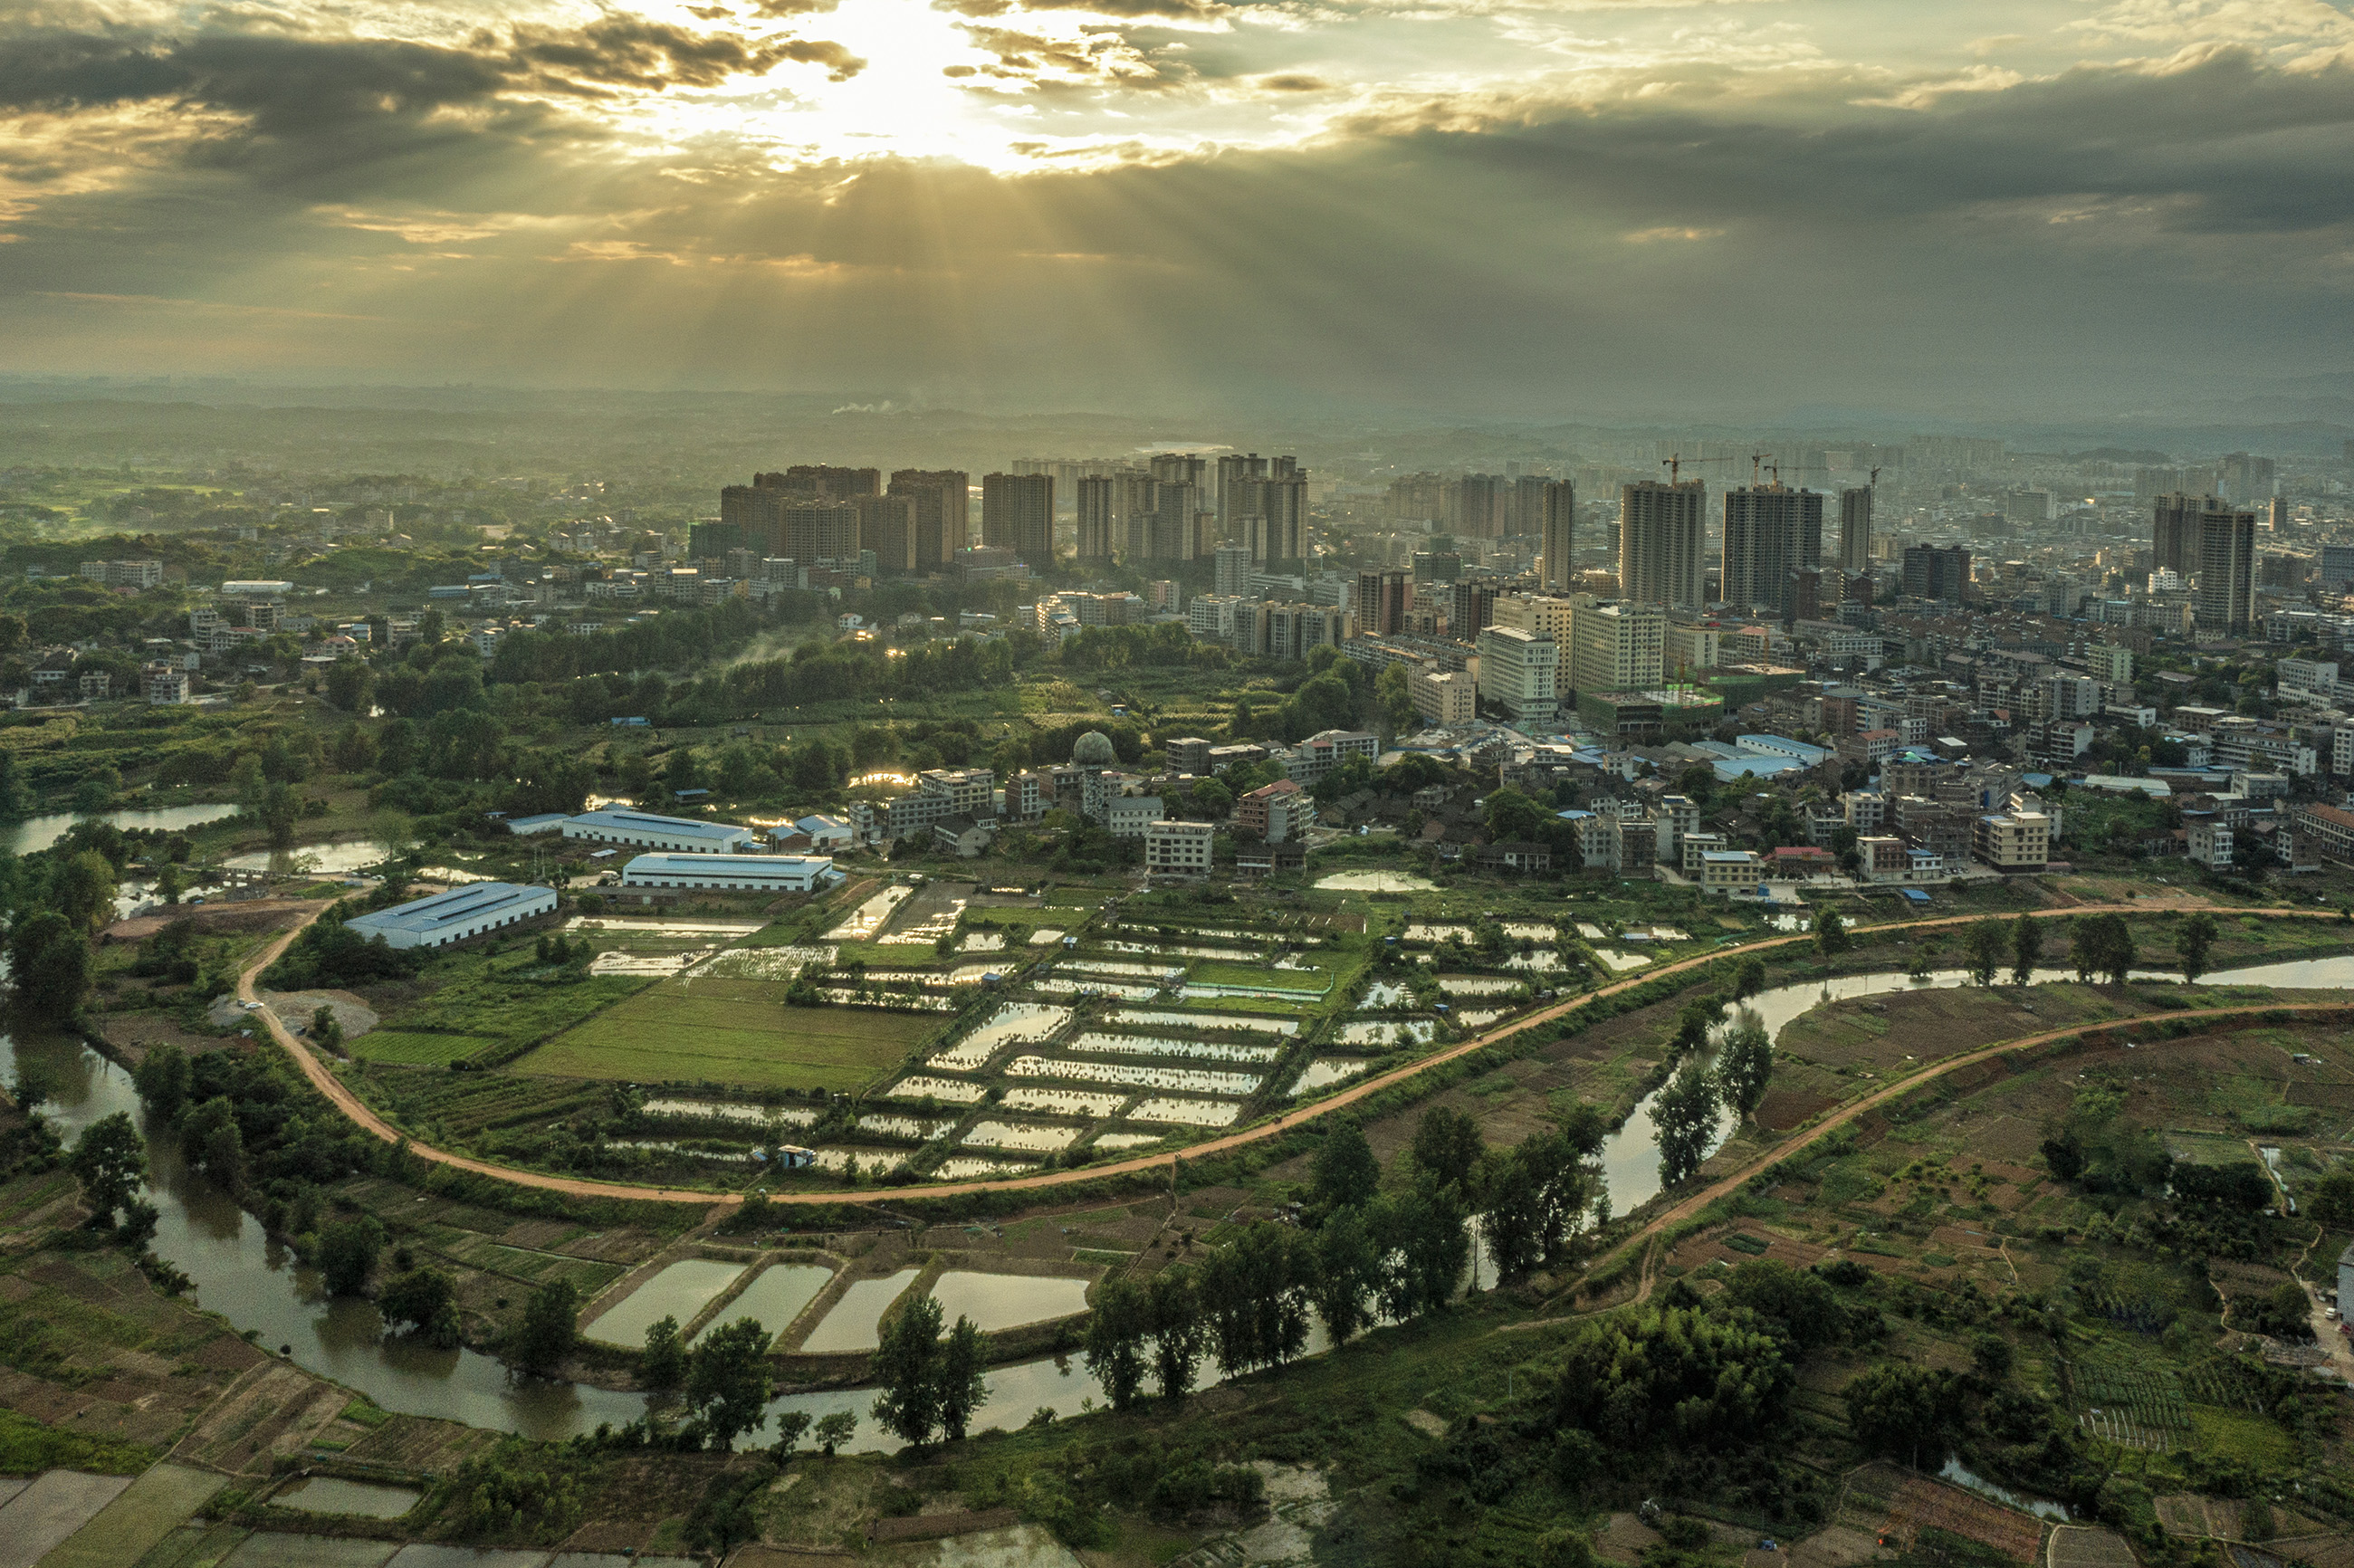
[883, 1075, 989, 1104]
[1292, 1058, 1370, 1094]
[1129, 1095, 1244, 1126]
[928, 1002, 1073, 1070]
[693, 945, 836, 978]
[1851, 1464, 2045, 1563]
[1336, 1018, 1435, 1046]
[1034, 976, 1163, 999]
[1006, 1055, 1261, 1095]
[1002, 1085, 1127, 1117]
[352, 973, 648, 1067]
[1438, 976, 1523, 995]
[826, 886, 911, 940]
[642, 1099, 817, 1128]
[818, 988, 956, 1011]
[1101, 941, 1260, 960]
[1067, 1031, 1282, 1064]
[936, 1156, 1030, 1180]
[2061, 1353, 2189, 1449]
[962, 1120, 1082, 1152]
[1108, 1008, 1297, 1036]
[515, 978, 939, 1090]
[1091, 1131, 1166, 1151]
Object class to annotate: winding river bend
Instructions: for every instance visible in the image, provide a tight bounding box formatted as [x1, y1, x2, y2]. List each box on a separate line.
[10, 952, 2349, 1448]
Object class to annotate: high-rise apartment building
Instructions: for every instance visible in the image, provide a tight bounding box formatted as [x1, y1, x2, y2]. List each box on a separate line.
[2153, 492, 2228, 576]
[2218, 452, 2276, 504]
[1076, 474, 1117, 568]
[1474, 626, 1557, 723]
[2194, 507, 2257, 634]
[1568, 601, 1665, 698]
[854, 492, 918, 573]
[1838, 485, 1873, 574]
[1450, 578, 1498, 640]
[783, 500, 860, 563]
[1721, 484, 1823, 621]
[1233, 473, 1307, 564]
[758, 465, 880, 501]
[1150, 453, 1208, 489]
[1214, 454, 1273, 530]
[1538, 481, 1576, 593]
[887, 470, 969, 572]
[981, 472, 1055, 567]
[1148, 482, 1201, 561]
[1901, 544, 1972, 602]
[1617, 481, 1708, 609]
[1354, 569, 1409, 636]
[1216, 544, 1253, 598]
[1451, 473, 1505, 539]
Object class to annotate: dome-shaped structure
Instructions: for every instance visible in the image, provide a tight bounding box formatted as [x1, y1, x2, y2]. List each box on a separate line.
[1072, 730, 1117, 768]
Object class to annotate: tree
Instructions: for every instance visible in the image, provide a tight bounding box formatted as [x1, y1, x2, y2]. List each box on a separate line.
[1715, 1015, 1773, 1122]
[813, 1410, 857, 1456]
[685, 1317, 775, 1448]
[1673, 999, 1718, 1056]
[2010, 913, 2042, 985]
[1371, 1181, 1469, 1321]
[935, 1315, 988, 1441]
[70, 1112, 145, 1227]
[319, 1214, 385, 1296]
[311, 1004, 343, 1052]
[505, 1279, 580, 1375]
[1652, 1059, 1718, 1187]
[133, 1043, 192, 1121]
[2309, 1166, 2354, 1229]
[1965, 918, 2005, 987]
[55, 851, 118, 935]
[872, 1293, 943, 1445]
[1312, 1204, 1379, 1343]
[1376, 663, 1417, 734]
[1148, 1265, 1204, 1400]
[1312, 1117, 1380, 1211]
[2071, 913, 2135, 985]
[1552, 1304, 1790, 1448]
[1410, 1104, 1483, 1192]
[9, 910, 89, 1020]
[323, 657, 375, 712]
[1479, 1129, 1592, 1284]
[643, 1315, 687, 1388]
[1732, 956, 1767, 1000]
[0, 751, 31, 818]
[1084, 1277, 1152, 1410]
[1843, 1362, 1964, 1468]
[379, 1267, 462, 1348]
[768, 1410, 813, 1467]
[1813, 907, 1849, 957]
[2177, 911, 2216, 984]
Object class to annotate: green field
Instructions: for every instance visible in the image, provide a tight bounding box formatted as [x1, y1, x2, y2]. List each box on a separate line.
[351, 1029, 502, 1066]
[513, 977, 941, 1090]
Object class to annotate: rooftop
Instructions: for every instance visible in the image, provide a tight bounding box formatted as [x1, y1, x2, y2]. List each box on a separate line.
[623, 853, 833, 875]
[567, 808, 756, 842]
[347, 883, 550, 937]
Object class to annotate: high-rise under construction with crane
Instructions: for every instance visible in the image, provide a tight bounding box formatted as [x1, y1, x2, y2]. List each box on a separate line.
[1617, 479, 1708, 609]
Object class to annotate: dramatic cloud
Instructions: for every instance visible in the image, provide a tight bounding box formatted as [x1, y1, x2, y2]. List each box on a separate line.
[0, 0, 2349, 416]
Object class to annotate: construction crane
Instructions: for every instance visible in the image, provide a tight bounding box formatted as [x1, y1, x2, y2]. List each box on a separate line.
[1660, 452, 1750, 483]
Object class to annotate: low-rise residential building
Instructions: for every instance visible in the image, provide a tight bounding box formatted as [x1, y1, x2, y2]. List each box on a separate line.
[141, 663, 189, 704]
[2185, 812, 2234, 870]
[1105, 795, 1165, 838]
[347, 882, 559, 949]
[1973, 809, 2052, 872]
[1698, 848, 1765, 894]
[2291, 801, 2354, 865]
[1237, 779, 1316, 842]
[1411, 664, 1477, 726]
[619, 853, 836, 893]
[1478, 841, 1554, 873]
[1145, 819, 1215, 882]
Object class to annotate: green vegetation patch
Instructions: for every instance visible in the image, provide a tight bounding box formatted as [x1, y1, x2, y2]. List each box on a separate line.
[351, 1030, 502, 1066]
[515, 978, 941, 1091]
[0, 1408, 156, 1476]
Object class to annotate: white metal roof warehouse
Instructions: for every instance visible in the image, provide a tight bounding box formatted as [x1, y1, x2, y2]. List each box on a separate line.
[560, 808, 760, 853]
[619, 854, 837, 894]
[344, 882, 559, 950]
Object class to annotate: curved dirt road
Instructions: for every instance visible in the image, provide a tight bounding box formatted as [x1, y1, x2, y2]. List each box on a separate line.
[240, 899, 2344, 1208]
[1587, 997, 2354, 1293]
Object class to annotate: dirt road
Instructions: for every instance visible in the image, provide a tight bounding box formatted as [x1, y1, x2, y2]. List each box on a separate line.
[239, 900, 2345, 1209]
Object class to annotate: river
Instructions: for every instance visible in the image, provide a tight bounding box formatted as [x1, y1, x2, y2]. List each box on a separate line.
[7, 951, 2349, 1450]
[0, 804, 240, 860]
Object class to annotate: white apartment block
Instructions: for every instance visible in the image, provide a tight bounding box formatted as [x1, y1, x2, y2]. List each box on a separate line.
[1144, 819, 1215, 882]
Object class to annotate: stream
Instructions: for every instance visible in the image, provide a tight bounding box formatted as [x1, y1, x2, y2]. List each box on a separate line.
[6, 951, 2349, 1449]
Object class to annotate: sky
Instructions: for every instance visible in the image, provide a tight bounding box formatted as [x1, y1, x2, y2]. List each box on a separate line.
[2, 0, 2350, 418]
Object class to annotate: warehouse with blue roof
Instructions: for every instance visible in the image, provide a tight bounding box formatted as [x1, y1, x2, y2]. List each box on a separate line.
[560, 808, 761, 853]
[345, 882, 559, 950]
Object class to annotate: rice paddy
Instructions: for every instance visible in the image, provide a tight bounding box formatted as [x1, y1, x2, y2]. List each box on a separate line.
[1129, 1095, 1244, 1126]
[1004, 1056, 1261, 1095]
[1067, 1032, 1282, 1064]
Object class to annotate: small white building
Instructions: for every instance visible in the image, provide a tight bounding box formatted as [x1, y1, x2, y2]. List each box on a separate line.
[619, 853, 836, 894]
[1105, 796, 1165, 838]
[345, 883, 559, 950]
[1144, 820, 1214, 882]
[560, 808, 761, 854]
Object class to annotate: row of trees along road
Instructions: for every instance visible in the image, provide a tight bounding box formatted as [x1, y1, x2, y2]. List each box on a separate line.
[1082, 1107, 1605, 1411]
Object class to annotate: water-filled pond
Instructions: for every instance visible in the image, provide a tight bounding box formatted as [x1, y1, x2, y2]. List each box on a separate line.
[695, 1264, 832, 1343]
[1107, 1008, 1296, 1036]
[1007, 1055, 1260, 1096]
[222, 840, 392, 875]
[931, 1002, 1073, 1070]
[799, 1270, 922, 1353]
[1337, 1018, 1433, 1046]
[1068, 1032, 1280, 1064]
[270, 1477, 422, 1517]
[0, 803, 240, 858]
[962, 1120, 1080, 1152]
[928, 1271, 1092, 1333]
[586, 1260, 745, 1347]
[883, 1075, 988, 1104]
[1292, 1059, 1370, 1094]
[1128, 1095, 1243, 1126]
